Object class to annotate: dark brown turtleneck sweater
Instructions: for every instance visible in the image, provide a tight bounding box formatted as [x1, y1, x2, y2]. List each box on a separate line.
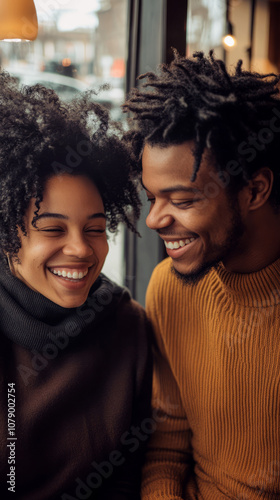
[0, 270, 152, 500]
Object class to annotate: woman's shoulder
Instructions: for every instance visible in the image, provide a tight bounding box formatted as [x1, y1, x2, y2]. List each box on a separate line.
[98, 273, 145, 312]
[99, 274, 151, 336]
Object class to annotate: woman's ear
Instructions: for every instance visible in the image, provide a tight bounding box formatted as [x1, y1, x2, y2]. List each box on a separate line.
[247, 168, 274, 211]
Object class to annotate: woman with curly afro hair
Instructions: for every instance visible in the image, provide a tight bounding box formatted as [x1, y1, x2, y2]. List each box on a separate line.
[0, 71, 152, 500]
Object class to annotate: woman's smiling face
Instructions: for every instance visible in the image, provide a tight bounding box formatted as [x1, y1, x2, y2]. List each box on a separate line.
[10, 174, 109, 308]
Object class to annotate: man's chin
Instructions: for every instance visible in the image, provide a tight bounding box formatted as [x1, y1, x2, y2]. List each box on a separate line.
[171, 260, 220, 286]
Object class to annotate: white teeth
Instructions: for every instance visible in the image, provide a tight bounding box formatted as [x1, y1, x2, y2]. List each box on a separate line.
[164, 237, 195, 250]
[50, 269, 88, 280]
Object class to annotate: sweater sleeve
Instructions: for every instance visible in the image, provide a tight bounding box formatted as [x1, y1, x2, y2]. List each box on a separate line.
[141, 263, 193, 500]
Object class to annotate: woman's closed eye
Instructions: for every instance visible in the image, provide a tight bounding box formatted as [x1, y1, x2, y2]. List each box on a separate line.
[85, 228, 106, 234]
[38, 227, 64, 232]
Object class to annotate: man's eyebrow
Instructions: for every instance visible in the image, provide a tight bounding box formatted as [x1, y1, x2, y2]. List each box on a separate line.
[141, 179, 202, 194]
[160, 185, 202, 194]
[35, 212, 106, 221]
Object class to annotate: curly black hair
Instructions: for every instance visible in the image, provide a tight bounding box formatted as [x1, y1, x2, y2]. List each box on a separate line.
[0, 69, 141, 258]
[123, 50, 280, 209]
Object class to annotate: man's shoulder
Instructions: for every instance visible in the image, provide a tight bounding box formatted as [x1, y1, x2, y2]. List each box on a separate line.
[149, 257, 174, 282]
[147, 257, 181, 295]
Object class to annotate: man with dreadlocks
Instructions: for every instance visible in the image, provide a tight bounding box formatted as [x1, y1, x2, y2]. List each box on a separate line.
[124, 50, 280, 499]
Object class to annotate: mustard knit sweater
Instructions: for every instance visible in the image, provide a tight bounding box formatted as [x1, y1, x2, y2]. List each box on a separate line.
[142, 257, 280, 500]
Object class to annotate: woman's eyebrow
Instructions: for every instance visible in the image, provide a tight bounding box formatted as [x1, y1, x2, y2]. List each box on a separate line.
[36, 212, 106, 221]
[88, 213, 106, 220]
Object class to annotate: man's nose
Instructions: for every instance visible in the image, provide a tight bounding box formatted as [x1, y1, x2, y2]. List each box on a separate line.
[146, 202, 174, 230]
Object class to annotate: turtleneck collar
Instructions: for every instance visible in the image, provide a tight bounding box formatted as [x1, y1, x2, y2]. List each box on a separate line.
[215, 257, 280, 307]
[0, 267, 128, 351]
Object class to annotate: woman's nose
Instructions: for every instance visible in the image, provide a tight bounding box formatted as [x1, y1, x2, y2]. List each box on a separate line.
[62, 233, 93, 259]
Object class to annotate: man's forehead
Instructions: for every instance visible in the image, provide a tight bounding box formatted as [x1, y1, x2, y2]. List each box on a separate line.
[142, 141, 215, 187]
[142, 141, 194, 166]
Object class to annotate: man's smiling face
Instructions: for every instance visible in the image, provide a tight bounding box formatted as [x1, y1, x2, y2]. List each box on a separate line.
[10, 174, 109, 307]
[142, 141, 248, 284]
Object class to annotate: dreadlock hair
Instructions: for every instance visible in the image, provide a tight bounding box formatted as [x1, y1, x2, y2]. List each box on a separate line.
[0, 69, 141, 260]
[123, 50, 280, 209]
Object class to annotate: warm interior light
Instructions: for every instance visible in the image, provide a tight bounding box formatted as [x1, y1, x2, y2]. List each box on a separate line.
[2, 39, 24, 43]
[223, 34, 236, 48]
[0, 0, 38, 42]
[222, 19, 236, 50]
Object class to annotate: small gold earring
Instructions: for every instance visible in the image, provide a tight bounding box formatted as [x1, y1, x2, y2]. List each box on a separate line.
[6, 254, 14, 274]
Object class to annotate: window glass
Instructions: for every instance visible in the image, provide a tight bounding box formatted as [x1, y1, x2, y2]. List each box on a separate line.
[186, 0, 226, 59]
[0, 0, 128, 286]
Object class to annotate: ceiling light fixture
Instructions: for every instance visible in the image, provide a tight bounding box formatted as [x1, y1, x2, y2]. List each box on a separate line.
[222, 1, 236, 50]
[223, 21, 236, 49]
[0, 0, 38, 42]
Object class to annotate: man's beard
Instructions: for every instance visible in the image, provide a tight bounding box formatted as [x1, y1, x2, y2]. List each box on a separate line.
[171, 259, 221, 286]
[171, 202, 246, 286]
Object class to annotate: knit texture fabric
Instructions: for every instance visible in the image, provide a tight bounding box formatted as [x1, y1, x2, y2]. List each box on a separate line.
[0, 269, 152, 500]
[0, 269, 124, 351]
[142, 257, 280, 500]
